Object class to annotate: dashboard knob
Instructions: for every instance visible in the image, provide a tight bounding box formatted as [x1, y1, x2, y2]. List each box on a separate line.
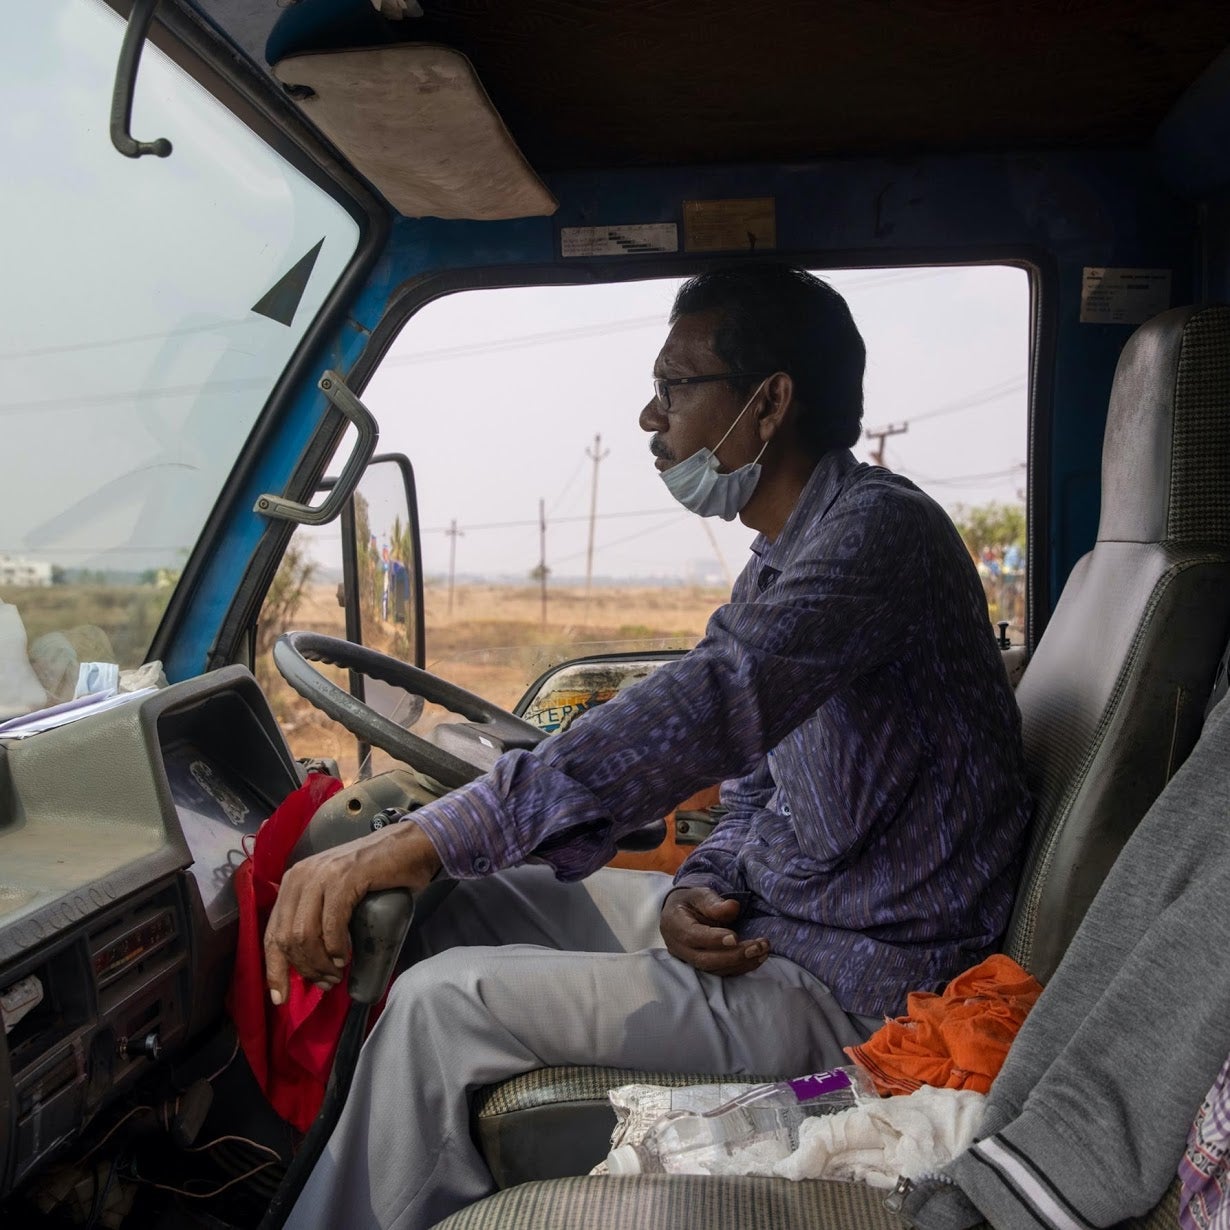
[120, 1030, 162, 1061]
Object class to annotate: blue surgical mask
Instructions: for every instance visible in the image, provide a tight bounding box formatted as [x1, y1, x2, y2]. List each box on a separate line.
[660, 380, 770, 520]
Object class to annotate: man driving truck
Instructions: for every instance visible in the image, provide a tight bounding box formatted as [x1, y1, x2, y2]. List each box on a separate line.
[267, 263, 1032, 1230]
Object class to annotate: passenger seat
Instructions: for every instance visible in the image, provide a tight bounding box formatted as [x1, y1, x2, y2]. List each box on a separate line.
[440, 304, 1230, 1227]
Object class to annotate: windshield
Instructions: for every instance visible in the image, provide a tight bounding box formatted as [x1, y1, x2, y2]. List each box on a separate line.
[0, 0, 359, 717]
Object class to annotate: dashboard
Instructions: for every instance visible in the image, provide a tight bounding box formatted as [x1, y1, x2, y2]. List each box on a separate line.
[0, 667, 302, 1198]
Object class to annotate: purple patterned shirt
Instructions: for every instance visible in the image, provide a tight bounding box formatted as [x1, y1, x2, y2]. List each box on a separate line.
[1181, 1055, 1230, 1229]
[414, 449, 1032, 1016]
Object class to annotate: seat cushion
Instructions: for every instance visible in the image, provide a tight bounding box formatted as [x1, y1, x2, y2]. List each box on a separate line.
[474, 1068, 777, 1189]
[432, 1173, 1182, 1230]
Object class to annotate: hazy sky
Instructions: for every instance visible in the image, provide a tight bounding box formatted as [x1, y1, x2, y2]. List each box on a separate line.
[356, 265, 1029, 583]
[3, 1, 1029, 591]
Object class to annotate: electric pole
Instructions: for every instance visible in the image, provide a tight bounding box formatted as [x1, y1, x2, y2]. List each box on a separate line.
[538, 497, 548, 627]
[444, 519, 464, 616]
[584, 433, 609, 604]
[865, 421, 908, 467]
[700, 519, 734, 589]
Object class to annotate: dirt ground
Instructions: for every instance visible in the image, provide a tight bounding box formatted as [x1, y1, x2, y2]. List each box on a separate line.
[262, 580, 726, 778]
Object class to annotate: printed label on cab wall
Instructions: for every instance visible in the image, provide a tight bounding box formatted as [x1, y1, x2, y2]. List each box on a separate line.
[560, 224, 678, 257]
[683, 198, 777, 252]
[1080, 268, 1172, 325]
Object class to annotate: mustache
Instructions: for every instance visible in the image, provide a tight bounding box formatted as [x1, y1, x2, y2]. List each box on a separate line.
[649, 436, 674, 462]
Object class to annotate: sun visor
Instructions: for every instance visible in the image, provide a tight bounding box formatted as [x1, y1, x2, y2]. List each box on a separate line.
[272, 45, 557, 220]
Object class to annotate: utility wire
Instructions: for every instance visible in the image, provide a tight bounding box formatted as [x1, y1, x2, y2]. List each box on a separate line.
[0, 375, 269, 416]
[836, 269, 950, 292]
[381, 315, 666, 367]
[906, 377, 1026, 425]
[547, 454, 587, 515]
[377, 271, 948, 369]
[917, 466, 1026, 487]
[3, 268, 945, 366]
[422, 507, 678, 534]
[0, 317, 254, 362]
[552, 515, 687, 565]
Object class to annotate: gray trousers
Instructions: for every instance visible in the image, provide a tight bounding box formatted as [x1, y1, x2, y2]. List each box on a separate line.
[284, 865, 878, 1230]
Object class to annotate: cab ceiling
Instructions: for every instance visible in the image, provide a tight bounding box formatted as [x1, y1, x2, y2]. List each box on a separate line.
[193, 0, 1230, 171]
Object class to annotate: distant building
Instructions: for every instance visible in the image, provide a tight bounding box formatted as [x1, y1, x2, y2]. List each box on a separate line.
[0, 555, 53, 587]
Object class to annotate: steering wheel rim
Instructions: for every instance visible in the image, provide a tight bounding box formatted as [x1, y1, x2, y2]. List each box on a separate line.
[273, 630, 546, 788]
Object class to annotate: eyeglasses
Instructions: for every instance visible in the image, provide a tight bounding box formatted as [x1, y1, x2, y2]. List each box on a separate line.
[652, 371, 769, 412]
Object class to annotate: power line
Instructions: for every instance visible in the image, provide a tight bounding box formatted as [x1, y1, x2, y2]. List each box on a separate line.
[1, 269, 947, 367]
[421, 507, 678, 534]
[547, 454, 587, 515]
[0, 316, 254, 362]
[0, 374, 269, 416]
[835, 269, 950, 292]
[553, 515, 687, 565]
[910, 464, 1027, 486]
[907, 377, 1026, 426]
[380, 315, 666, 367]
[379, 271, 946, 370]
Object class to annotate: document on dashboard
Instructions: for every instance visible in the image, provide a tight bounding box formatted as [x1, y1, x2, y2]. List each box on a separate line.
[0, 687, 156, 739]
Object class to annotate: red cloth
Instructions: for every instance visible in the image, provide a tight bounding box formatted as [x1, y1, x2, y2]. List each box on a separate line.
[227, 773, 353, 1133]
[845, 953, 1044, 1096]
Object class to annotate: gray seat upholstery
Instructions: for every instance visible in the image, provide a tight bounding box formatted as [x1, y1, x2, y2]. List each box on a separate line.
[431, 1173, 1184, 1230]
[1006, 302, 1230, 980]
[457, 305, 1230, 1225]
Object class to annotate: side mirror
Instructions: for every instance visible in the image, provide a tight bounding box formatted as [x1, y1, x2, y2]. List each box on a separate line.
[336, 454, 426, 773]
[257, 454, 424, 780]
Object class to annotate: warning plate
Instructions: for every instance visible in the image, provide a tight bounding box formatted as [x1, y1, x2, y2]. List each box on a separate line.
[683, 198, 777, 253]
[560, 224, 678, 258]
[1080, 268, 1172, 325]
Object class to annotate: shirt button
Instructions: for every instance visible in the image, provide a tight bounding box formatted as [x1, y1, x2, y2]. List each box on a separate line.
[473, 856, 492, 874]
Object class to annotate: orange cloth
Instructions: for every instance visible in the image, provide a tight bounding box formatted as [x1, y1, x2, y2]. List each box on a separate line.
[845, 953, 1043, 1096]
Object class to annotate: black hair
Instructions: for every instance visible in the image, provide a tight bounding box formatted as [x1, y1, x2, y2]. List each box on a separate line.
[670, 264, 865, 456]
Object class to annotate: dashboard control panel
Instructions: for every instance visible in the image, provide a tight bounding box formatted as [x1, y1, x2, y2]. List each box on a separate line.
[0, 668, 304, 1196]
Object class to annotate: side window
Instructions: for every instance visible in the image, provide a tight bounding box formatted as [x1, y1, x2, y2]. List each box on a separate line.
[847, 266, 1029, 643]
[261, 266, 1030, 776]
[362, 268, 1029, 697]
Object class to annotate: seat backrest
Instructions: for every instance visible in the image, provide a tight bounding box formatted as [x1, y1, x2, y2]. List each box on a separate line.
[1006, 304, 1230, 982]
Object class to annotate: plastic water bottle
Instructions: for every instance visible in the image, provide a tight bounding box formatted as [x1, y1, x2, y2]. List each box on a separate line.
[605, 1066, 875, 1176]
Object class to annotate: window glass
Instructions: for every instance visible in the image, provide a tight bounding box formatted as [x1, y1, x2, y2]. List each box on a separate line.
[0, 0, 359, 715]
[355, 266, 1029, 711]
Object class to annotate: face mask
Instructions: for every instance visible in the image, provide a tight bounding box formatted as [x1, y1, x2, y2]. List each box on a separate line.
[660, 380, 770, 520]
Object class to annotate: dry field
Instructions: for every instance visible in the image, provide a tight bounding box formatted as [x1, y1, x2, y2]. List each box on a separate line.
[264, 580, 727, 782]
[260, 580, 727, 872]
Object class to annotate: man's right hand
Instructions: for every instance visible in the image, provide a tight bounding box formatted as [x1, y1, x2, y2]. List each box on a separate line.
[659, 887, 770, 976]
[264, 820, 442, 1006]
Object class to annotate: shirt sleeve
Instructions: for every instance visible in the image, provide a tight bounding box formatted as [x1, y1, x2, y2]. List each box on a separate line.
[412, 483, 925, 882]
[672, 758, 776, 897]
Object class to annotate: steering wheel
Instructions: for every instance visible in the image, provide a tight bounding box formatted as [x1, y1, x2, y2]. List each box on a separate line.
[273, 630, 545, 788]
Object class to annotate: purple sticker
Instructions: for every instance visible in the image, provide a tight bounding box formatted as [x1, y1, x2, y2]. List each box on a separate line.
[786, 1069, 853, 1101]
